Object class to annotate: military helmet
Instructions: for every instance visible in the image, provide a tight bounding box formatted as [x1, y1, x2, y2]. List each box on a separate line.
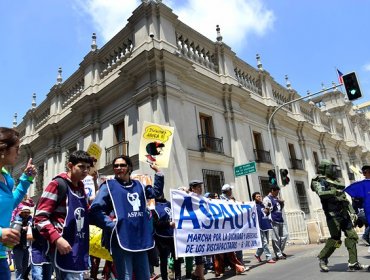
[318, 159, 340, 179]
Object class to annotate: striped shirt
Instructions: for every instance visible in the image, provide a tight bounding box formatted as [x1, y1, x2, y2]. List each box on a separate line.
[34, 172, 85, 245]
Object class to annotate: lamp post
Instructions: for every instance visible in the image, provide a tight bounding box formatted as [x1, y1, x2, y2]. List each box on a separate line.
[267, 84, 341, 182]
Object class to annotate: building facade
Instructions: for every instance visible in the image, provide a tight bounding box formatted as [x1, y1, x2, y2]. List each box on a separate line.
[13, 1, 370, 230]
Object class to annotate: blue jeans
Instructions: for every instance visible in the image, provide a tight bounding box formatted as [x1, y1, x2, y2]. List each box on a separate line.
[13, 247, 29, 280]
[0, 258, 11, 280]
[111, 245, 150, 280]
[271, 221, 289, 257]
[363, 225, 370, 242]
[31, 263, 53, 280]
[256, 229, 273, 260]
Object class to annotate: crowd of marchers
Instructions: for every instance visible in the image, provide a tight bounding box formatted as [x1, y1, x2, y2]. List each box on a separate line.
[1, 126, 370, 280]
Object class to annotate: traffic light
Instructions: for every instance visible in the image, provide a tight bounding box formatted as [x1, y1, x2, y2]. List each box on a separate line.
[280, 169, 290, 186]
[268, 169, 277, 186]
[342, 72, 362, 101]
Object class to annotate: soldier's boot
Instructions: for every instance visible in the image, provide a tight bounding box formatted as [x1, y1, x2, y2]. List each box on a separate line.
[319, 258, 329, 272]
[347, 262, 369, 272]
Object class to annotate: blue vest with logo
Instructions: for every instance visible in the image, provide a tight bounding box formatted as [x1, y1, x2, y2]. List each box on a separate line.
[268, 195, 284, 223]
[54, 186, 89, 272]
[256, 203, 272, 231]
[154, 201, 173, 238]
[106, 179, 154, 251]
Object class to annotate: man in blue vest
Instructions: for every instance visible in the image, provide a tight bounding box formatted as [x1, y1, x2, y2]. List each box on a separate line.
[263, 185, 288, 260]
[252, 192, 275, 264]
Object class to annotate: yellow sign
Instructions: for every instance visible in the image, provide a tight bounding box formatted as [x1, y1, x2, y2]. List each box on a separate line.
[87, 143, 102, 160]
[139, 121, 174, 168]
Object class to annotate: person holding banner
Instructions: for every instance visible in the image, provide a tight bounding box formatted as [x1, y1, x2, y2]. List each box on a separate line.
[89, 155, 164, 280]
[185, 180, 206, 280]
[220, 184, 244, 266]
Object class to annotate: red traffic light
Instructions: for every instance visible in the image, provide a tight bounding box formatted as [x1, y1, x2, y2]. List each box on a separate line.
[280, 169, 290, 186]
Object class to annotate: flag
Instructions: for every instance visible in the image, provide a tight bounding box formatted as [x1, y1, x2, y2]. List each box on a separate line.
[337, 69, 344, 84]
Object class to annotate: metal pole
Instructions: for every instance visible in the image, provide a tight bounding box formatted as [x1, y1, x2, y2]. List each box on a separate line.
[246, 175, 252, 201]
[268, 84, 341, 179]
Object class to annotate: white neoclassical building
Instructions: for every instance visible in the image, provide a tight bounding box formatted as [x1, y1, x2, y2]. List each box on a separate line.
[12, 1, 370, 241]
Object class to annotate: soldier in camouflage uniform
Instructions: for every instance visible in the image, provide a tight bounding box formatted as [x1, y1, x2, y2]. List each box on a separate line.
[311, 159, 369, 272]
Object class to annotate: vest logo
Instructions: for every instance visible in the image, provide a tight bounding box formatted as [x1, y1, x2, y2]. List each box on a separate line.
[127, 192, 141, 211]
[164, 206, 172, 220]
[74, 207, 86, 239]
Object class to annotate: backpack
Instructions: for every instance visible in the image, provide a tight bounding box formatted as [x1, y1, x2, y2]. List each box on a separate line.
[54, 176, 69, 207]
[31, 177, 69, 238]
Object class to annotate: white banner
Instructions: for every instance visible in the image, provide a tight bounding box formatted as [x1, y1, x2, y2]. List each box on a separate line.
[171, 190, 261, 258]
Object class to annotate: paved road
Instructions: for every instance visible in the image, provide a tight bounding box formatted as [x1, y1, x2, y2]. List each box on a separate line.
[11, 240, 370, 279]
[204, 241, 370, 280]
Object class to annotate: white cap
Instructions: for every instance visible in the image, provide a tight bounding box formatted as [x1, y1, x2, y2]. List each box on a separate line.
[21, 206, 32, 212]
[221, 184, 234, 192]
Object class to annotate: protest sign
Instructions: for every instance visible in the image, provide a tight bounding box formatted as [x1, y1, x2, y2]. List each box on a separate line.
[171, 190, 261, 258]
[87, 142, 102, 160]
[83, 175, 96, 199]
[139, 121, 174, 168]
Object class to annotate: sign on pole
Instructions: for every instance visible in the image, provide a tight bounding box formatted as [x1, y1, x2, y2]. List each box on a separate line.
[234, 162, 256, 177]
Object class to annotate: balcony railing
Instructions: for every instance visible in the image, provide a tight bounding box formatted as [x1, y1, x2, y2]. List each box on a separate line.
[290, 158, 304, 170]
[105, 140, 129, 165]
[198, 135, 224, 154]
[253, 149, 272, 163]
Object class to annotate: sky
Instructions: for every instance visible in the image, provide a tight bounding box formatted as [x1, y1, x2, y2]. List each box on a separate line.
[1, 0, 370, 128]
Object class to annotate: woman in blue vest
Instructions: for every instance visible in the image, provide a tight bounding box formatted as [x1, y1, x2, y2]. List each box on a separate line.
[90, 155, 164, 280]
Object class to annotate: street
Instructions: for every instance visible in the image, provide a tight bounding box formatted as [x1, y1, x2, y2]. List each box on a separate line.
[11, 240, 370, 279]
[202, 240, 370, 280]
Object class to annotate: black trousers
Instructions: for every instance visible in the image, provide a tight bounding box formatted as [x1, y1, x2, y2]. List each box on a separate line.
[155, 235, 181, 280]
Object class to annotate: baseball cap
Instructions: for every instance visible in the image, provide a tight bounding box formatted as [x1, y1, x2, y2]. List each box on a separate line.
[21, 206, 32, 213]
[189, 179, 203, 187]
[221, 184, 234, 192]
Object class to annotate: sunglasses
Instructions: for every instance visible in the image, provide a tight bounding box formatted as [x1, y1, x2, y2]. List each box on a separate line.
[114, 163, 128, 168]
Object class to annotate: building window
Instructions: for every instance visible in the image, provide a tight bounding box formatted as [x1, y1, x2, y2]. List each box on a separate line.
[200, 114, 214, 137]
[288, 143, 297, 159]
[295, 181, 309, 214]
[106, 120, 129, 164]
[114, 120, 125, 144]
[288, 143, 303, 170]
[253, 132, 263, 150]
[198, 114, 223, 153]
[259, 176, 270, 197]
[202, 169, 224, 195]
[253, 132, 271, 163]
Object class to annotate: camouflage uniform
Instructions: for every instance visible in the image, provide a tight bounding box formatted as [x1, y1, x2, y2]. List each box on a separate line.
[311, 159, 367, 272]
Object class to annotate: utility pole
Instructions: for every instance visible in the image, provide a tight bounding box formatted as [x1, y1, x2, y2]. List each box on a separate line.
[267, 83, 342, 182]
